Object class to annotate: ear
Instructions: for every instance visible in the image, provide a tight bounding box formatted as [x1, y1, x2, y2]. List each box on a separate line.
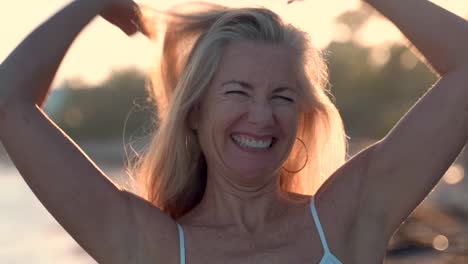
[188, 104, 200, 131]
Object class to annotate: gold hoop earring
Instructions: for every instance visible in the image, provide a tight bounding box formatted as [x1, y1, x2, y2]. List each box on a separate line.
[185, 135, 190, 158]
[282, 137, 308, 174]
[185, 131, 199, 160]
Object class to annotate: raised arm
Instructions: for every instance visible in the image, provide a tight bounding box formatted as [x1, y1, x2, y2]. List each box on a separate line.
[364, 0, 468, 75]
[355, 0, 468, 242]
[0, 0, 178, 263]
[0, 0, 143, 108]
[310, 2, 468, 262]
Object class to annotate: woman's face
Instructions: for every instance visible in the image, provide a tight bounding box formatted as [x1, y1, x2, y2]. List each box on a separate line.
[192, 40, 301, 184]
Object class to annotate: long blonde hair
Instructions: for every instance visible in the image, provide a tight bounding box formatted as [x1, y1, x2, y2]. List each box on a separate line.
[126, 2, 348, 220]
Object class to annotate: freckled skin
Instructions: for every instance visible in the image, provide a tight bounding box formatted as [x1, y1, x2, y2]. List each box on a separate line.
[195, 40, 301, 185]
[9, 0, 465, 262]
[172, 40, 335, 263]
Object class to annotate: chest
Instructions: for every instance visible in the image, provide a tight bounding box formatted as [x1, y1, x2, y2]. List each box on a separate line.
[178, 214, 328, 264]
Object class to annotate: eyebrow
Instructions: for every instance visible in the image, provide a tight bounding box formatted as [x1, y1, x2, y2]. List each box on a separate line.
[221, 80, 297, 94]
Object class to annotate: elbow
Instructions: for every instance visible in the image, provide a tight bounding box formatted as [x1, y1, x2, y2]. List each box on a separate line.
[439, 59, 468, 77]
[422, 52, 467, 77]
[428, 60, 468, 77]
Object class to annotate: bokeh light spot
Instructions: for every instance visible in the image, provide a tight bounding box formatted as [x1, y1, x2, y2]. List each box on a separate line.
[64, 107, 83, 128]
[432, 235, 449, 251]
[443, 164, 465, 185]
[400, 49, 419, 70]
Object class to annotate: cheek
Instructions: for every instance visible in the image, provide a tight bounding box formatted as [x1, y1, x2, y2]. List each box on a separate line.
[275, 105, 299, 132]
[211, 97, 247, 124]
[197, 99, 243, 146]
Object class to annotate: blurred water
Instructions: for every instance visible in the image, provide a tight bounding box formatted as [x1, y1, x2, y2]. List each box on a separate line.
[0, 164, 126, 264]
[2, 157, 468, 263]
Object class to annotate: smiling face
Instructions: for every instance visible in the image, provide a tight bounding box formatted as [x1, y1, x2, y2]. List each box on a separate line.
[191, 40, 302, 185]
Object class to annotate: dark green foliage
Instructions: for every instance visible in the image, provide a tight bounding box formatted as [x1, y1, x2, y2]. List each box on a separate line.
[328, 42, 437, 139]
[47, 42, 439, 143]
[47, 68, 157, 141]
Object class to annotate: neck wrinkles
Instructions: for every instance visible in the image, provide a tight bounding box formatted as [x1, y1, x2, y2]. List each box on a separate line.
[185, 167, 291, 235]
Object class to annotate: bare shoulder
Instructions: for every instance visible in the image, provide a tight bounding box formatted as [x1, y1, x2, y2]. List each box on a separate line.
[285, 191, 313, 204]
[125, 191, 181, 264]
[314, 144, 388, 262]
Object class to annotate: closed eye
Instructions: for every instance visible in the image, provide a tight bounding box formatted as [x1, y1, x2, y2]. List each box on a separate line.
[225, 90, 248, 96]
[273, 95, 294, 102]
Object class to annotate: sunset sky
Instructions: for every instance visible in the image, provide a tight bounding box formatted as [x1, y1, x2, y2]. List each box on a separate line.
[1, 0, 467, 89]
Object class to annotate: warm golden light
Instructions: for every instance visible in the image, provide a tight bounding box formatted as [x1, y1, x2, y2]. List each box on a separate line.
[2, 0, 468, 86]
[432, 235, 449, 251]
[333, 24, 353, 43]
[443, 164, 465, 185]
[368, 47, 391, 67]
[400, 49, 419, 70]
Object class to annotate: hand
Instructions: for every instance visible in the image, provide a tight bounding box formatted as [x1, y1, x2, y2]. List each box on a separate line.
[287, 0, 304, 4]
[99, 0, 149, 37]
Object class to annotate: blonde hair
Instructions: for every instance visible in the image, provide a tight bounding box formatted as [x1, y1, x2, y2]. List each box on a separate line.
[126, 2, 348, 220]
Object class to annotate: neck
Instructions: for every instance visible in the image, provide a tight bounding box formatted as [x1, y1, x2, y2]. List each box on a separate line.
[183, 168, 294, 235]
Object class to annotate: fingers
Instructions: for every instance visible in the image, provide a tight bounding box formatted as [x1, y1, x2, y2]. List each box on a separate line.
[123, 23, 139, 36]
[132, 4, 158, 40]
[287, 0, 304, 4]
[102, 1, 155, 38]
[129, 19, 147, 36]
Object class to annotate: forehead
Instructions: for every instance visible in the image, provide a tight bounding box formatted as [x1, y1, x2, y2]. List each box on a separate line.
[212, 40, 299, 86]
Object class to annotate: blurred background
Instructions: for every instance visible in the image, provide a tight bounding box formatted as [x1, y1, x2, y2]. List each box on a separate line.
[1, 0, 468, 263]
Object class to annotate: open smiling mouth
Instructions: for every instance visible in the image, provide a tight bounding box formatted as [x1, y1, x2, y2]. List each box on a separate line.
[230, 134, 277, 150]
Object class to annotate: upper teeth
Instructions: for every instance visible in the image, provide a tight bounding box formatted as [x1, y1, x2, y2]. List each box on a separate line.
[231, 135, 272, 149]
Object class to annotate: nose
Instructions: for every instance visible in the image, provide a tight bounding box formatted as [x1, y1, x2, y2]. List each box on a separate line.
[247, 99, 274, 125]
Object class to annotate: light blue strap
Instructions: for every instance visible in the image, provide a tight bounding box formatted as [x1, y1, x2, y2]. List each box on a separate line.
[310, 196, 330, 253]
[320, 254, 343, 264]
[177, 223, 186, 264]
[328, 253, 344, 264]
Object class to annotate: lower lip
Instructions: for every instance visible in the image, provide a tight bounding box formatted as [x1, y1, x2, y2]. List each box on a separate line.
[230, 137, 274, 153]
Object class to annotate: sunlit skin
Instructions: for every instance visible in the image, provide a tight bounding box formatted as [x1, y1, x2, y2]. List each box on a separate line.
[4, 0, 468, 262]
[182, 40, 308, 235]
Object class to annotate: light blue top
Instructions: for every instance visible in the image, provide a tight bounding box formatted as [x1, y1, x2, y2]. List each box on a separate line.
[176, 196, 342, 264]
[309, 196, 343, 264]
[176, 223, 186, 264]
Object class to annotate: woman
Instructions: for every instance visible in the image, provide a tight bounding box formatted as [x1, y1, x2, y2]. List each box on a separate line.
[1, 0, 467, 263]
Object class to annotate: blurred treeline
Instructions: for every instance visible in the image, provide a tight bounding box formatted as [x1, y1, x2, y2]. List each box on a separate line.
[48, 45, 434, 138]
[47, 43, 435, 141]
[46, 6, 439, 144]
[46, 68, 157, 141]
